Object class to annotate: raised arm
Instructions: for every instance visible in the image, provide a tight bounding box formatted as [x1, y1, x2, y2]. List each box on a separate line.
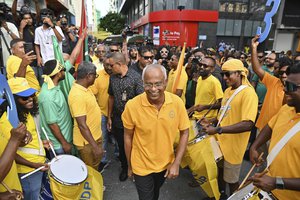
[68, 28, 87, 65]
[251, 35, 265, 81]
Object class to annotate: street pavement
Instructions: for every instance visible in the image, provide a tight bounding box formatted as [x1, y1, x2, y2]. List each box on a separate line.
[102, 144, 252, 200]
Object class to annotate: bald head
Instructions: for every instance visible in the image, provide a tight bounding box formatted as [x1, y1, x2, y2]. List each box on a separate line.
[142, 64, 167, 82]
[111, 52, 127, 65]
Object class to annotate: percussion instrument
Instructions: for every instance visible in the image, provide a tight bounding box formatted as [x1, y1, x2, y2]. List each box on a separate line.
[49, 155, 88, 185]
[228, 183, 278, 200]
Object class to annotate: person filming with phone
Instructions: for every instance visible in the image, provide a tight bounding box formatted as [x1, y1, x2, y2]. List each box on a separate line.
[6, 39, 40, 93]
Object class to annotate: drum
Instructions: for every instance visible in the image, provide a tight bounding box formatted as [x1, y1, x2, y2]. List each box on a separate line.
[40, 155, 88, 199]
[228, 183, 278, 200]
[49, 155, 88, 185]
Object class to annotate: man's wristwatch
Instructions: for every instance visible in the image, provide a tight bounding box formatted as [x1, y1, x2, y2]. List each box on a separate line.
[7, 30, 12, 35]
[275, 177, 285, 189]
[216, 127, 222, 134]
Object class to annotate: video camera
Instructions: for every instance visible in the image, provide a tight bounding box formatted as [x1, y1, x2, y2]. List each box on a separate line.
[124, 25, 133, 36]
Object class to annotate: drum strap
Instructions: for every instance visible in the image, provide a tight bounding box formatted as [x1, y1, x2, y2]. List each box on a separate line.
[18, 115, 45, 156]
[217, 85, 248, 127]
[267, 120, 300, 168]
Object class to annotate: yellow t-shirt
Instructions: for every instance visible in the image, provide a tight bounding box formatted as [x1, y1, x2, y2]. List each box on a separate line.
[267, 105, 300, 200]
[68, 82, 102, 146]
[89, 69, 109, 117]
[193, 75, 223, 120]
[122, 92, 190, 176]
[6, 55, 40, 92]
[216, 86, 258, 164]
[0, 128, 22, 192]
[256, 73, 284, 130]
[92, 59, 104, 72]
[0, 113, 45, 174]
[166, 68, 188, 104]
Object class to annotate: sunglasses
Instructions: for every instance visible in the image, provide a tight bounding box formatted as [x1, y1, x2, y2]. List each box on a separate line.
[285, 80, 300, 92]
[199, 63, 211, 68]
[110, 49, 119, 52]
[19, 94, 35, 101]
[143, 56, 154, 60]
[258, 55, 264, 59]
[221, 71, 238, 77]
[240, 56, 246, 59]
[278, 70, 287, 76]
[160, 50, 169, 54]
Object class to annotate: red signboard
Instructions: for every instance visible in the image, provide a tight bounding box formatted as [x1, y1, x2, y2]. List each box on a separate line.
[152, 22, 198, 47]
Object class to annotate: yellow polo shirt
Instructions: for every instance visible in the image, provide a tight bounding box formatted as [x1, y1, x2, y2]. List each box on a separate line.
[166, 68, 188, 104]
[256, 73, 284, 131]
[122, 92, 190, 176]
[68, 82, 102, 146]
[216, 86, 258, 164]
[0, 113, 45, 174]
[268, 105, 300, 199]
[0, 127, 22, 192]
[193, 75, 223, 120]
[6, 55, 40, 92]
[89, 69, 109, 117]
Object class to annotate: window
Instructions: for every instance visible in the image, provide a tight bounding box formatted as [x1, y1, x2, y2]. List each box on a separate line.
[233, 20, 242, 36]
[217, 19, 226, 35]
[244, 20, 253, 36]
[225, 19, 234, 35]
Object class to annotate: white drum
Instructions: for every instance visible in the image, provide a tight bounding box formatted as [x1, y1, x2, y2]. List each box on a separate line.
[49, 155, 88, 185]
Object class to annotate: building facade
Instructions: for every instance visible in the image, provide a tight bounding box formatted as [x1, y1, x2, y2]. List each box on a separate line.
[118, 0, 300, 52]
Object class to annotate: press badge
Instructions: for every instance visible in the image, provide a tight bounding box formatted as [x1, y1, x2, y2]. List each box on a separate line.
[122, 91, 127, 101]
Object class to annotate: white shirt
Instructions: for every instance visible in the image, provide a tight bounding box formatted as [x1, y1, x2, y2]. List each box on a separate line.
[1, 22, 19, 66]
[34, 25, 64, 65]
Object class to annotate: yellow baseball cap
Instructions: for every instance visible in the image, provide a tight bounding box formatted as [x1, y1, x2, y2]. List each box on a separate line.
[8, 77, 36, 97]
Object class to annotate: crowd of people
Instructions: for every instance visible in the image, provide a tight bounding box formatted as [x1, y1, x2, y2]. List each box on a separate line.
[1, 1, 300, 200]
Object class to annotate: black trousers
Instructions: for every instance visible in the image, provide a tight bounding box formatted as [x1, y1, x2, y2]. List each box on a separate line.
[134, 170, 166, 200]
[112, 126, 128, 170]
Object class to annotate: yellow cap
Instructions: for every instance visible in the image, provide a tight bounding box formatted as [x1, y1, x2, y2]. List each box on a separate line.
[7, 77, 37, 97]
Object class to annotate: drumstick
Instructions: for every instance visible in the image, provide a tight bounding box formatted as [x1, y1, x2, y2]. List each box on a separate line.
[238, 152, 264, 190]
[196, 100, 218, 123]
[20, 165, 46, 180]
[41, 127, 57, 159]
[1, 182, 22, 200]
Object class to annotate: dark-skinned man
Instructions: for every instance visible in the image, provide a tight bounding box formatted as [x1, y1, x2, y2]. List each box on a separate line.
[203, 59, 258, 199]
[122, 64, 189, 200]
[166, 53, 188, 104]
[68, 61, 103, 170]
[249, 63, 300, 199]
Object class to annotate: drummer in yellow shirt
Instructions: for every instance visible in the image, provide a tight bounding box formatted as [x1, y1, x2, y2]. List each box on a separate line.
[0, 96, 29, 199]
[166, 54, 188, 104]
[187, 57, 223, 120]
[203, 59, 258, 198]
[250, 64, 300, 200]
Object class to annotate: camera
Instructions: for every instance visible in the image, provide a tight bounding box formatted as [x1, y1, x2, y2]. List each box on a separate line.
[124, 25, 133, 36]
[192, 57, 201, 65]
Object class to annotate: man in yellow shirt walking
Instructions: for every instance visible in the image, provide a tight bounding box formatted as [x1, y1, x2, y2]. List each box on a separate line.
[122, 64, 189, 200]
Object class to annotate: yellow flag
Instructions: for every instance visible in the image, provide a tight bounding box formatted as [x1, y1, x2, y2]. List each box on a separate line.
[172, 43, 186, 93]
[50, 165, 103, 200]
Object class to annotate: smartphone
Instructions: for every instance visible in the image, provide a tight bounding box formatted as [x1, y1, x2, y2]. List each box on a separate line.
[24, 43, 35, 55]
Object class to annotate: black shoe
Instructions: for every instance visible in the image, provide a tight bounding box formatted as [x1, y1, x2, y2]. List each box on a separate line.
[98, 161, 110, 173]
[119, 169, 128, 182]
[219, 192, 228, 200]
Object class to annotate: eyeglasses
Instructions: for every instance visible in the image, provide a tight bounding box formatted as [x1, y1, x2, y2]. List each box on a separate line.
[160, 50, 169, 54]
[88, 73, 99, 78]
[96, 50, 106, 53]
[258, 55, 264, 59]
[240, 56, 246, 59]
[19, 94, 35, 101]
[110, 49, 119, 52]
[144, 82, 164, 89]
[278, 70, 287, 76]
[143, 55, 154, 60]
[285, 80, 300, 92]
[221, 71, 239, 77]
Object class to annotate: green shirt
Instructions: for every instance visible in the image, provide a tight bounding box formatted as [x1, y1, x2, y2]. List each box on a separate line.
[252, 65, 274, 104]
[38, 83, 73, 150]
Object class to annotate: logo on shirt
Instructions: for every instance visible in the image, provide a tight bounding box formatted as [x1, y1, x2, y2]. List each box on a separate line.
[169, 110, 175, 118]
